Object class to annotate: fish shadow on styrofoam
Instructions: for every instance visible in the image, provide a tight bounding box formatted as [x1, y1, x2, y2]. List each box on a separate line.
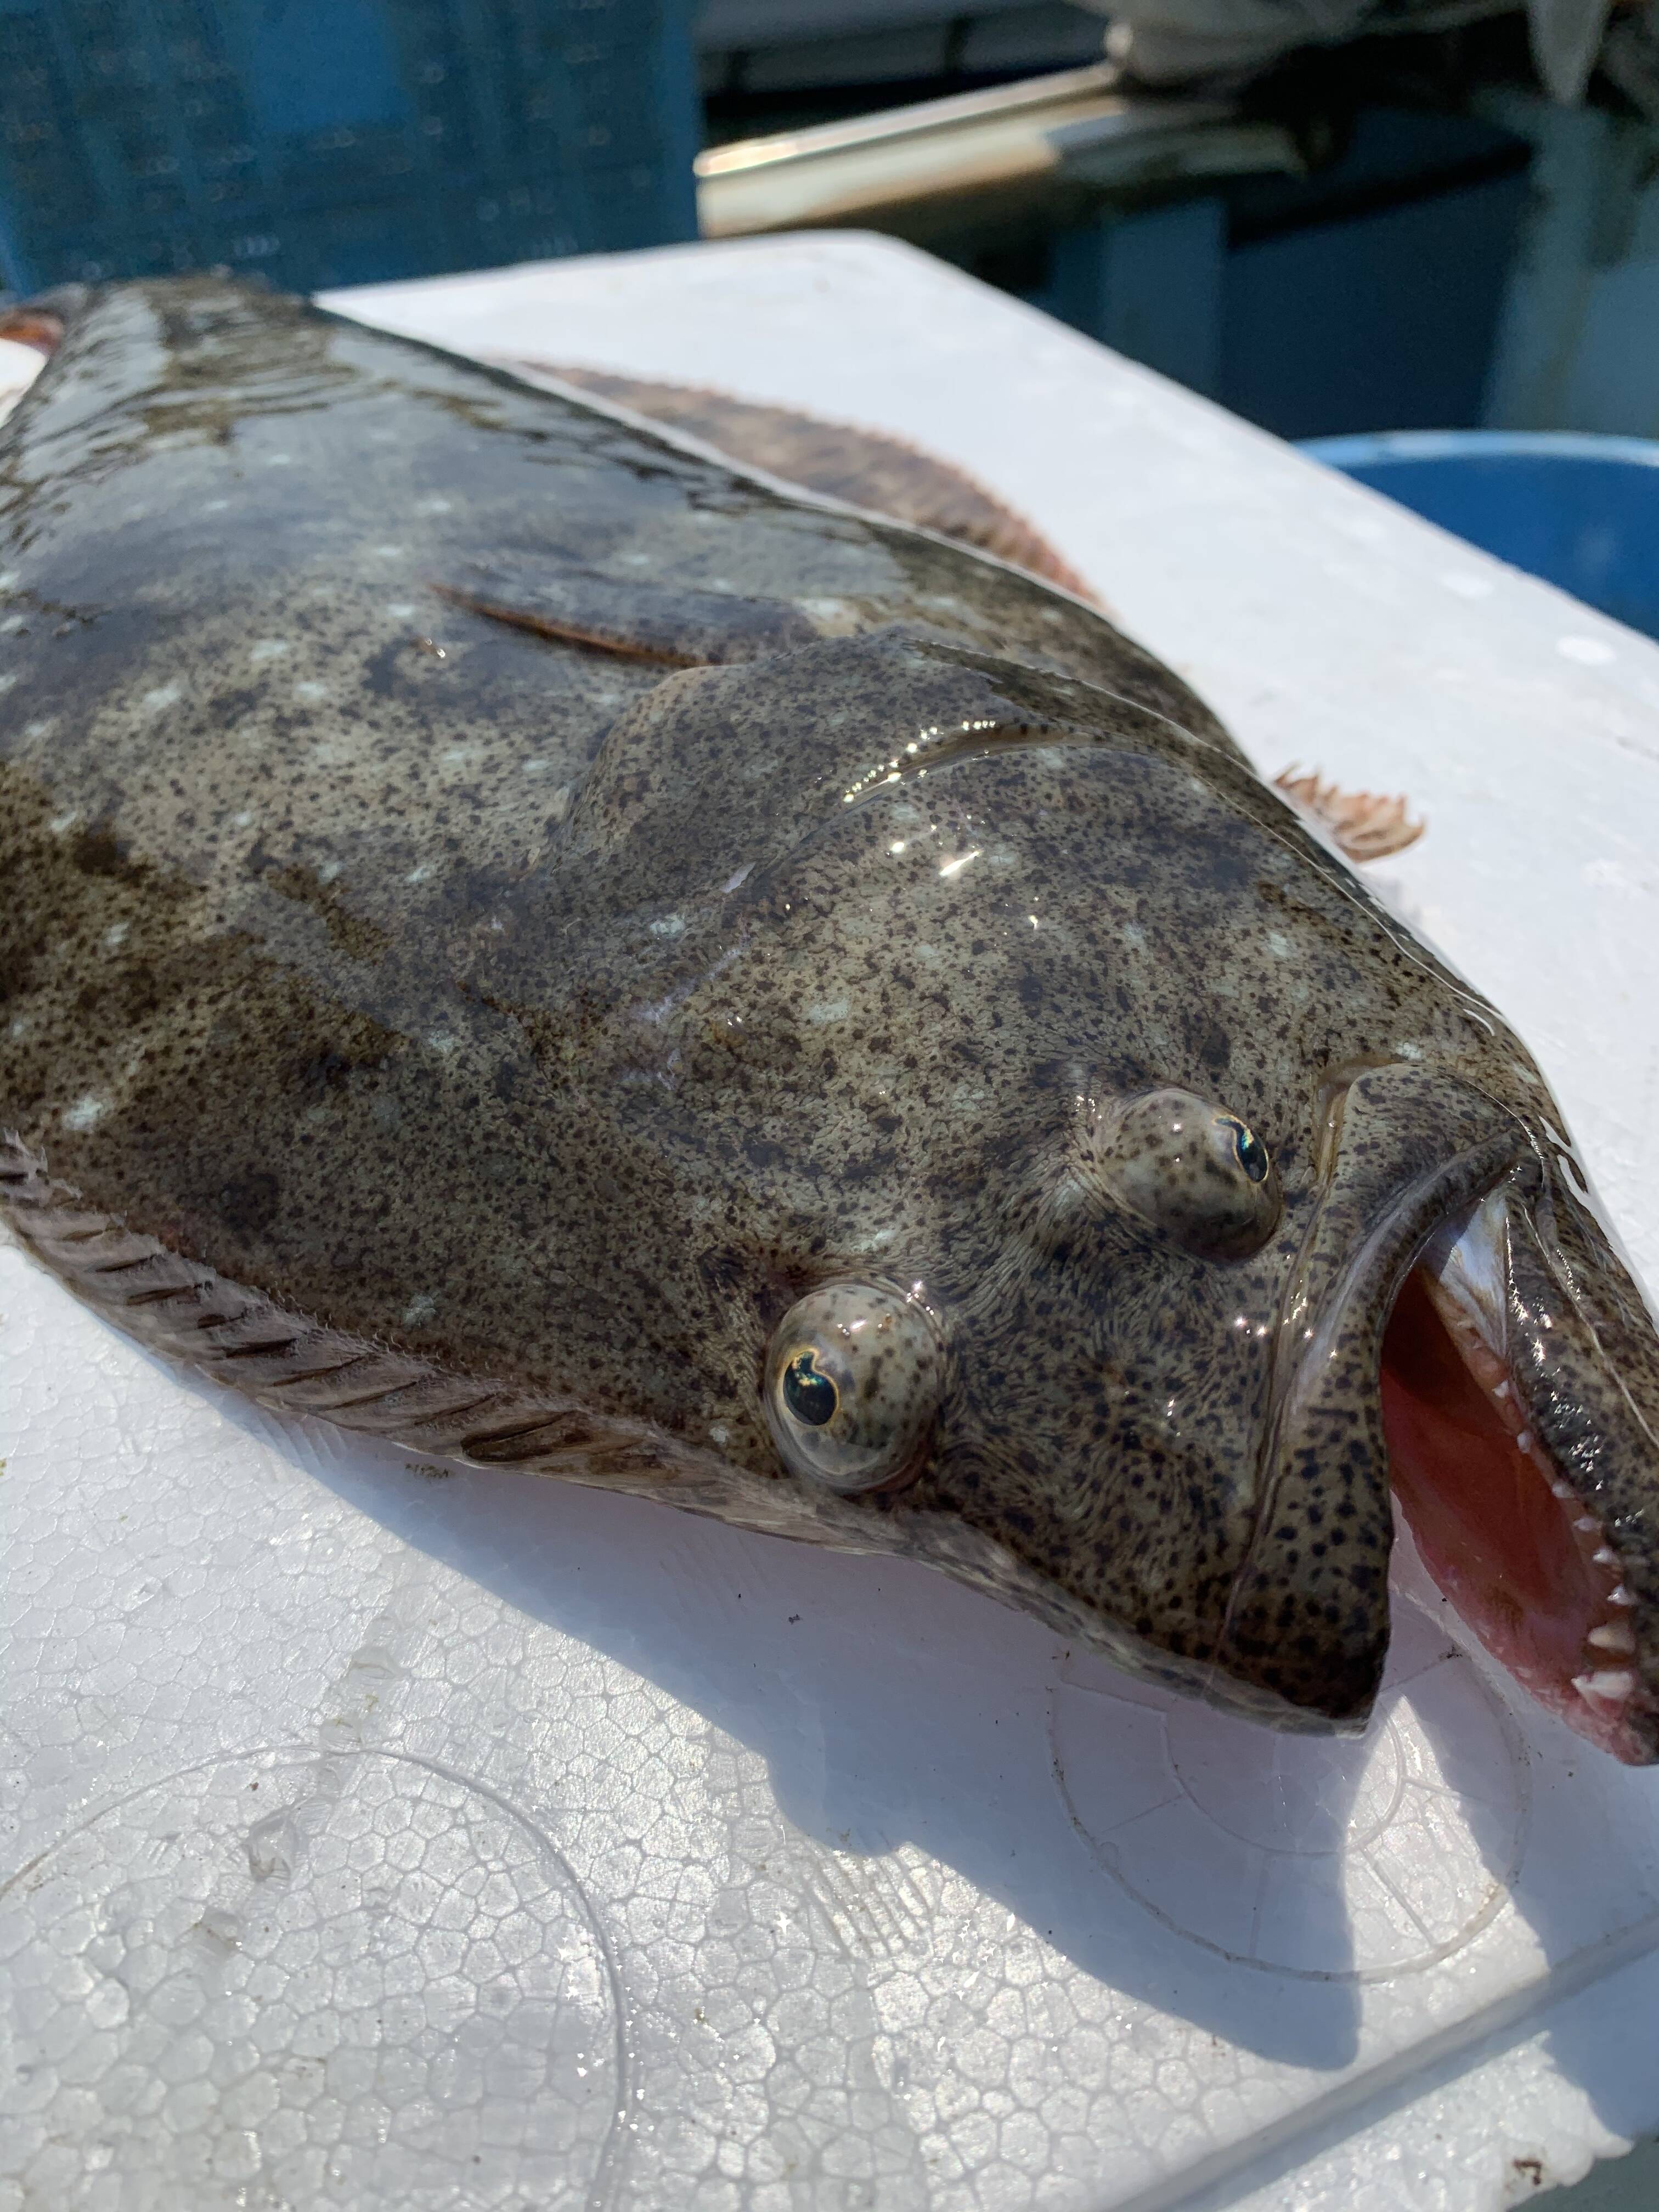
[217, 1391, 1622, 2084]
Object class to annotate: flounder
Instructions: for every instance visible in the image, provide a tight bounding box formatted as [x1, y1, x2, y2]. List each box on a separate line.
[3, 276, 1657, 1762]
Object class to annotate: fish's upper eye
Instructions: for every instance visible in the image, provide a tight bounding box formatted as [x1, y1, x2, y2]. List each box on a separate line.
[764, 1280, 945, 1495]
[1080, 1087, 1283, 1260]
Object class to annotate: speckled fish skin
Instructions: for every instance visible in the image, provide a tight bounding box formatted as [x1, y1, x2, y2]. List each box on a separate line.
[3, 276, 1658, 1748]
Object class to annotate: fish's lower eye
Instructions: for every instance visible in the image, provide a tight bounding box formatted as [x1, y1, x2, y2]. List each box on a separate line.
[764, 1281, 946, 1495]
[782, 1349, 838, 1426]
[1232, 1121, 1269, 1183]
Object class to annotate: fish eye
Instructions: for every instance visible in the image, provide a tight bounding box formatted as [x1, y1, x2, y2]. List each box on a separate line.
[1079, 1087, 1283, 1260]
[781, 1348, 838, 1426]
[764, 1280, 946, 1495]
[1229, 1119, 1269, 1184]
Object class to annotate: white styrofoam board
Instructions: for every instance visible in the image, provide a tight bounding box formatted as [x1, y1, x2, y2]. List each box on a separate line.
[0, 340, 43, 424]
[3, 233, 1658, 2212]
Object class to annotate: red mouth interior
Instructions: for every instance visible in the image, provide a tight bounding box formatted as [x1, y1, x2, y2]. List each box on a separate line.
[1380, 1267, 1648, 1762]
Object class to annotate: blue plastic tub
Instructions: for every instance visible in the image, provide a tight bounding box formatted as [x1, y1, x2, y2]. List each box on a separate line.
[0, 0, 699, 299]
[1300, 430, 1659, 644]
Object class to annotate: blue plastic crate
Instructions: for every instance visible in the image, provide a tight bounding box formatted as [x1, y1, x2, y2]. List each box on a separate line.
[1301, 430, 1659, 645]
[0, 0, 699, 297]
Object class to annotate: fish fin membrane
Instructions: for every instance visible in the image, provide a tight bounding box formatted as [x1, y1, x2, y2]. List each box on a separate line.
[0, 1134, 679, 1480]
[511, 360, 1103, 608]
[1275, 767, 1425, 862]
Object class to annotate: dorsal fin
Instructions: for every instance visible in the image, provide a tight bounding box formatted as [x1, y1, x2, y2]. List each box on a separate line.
[504, 360, 1102, 607]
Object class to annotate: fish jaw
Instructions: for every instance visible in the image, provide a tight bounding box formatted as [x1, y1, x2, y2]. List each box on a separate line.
[1214, 1061, 1659, 1762]
[1383, 1187, 1659, 1765]
[1211, 1065, 1526, 1735]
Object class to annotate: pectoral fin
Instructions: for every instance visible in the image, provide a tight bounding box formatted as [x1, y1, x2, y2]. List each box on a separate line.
[436, 560, 820, 668]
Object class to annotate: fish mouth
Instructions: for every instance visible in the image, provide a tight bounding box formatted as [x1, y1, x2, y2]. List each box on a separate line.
[1381, 1187, 1657, 1764]
[1216, 1065, 1657, 1762]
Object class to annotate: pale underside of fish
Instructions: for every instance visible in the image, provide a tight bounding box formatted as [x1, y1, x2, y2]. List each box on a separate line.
[1, 278, 1655, 1763]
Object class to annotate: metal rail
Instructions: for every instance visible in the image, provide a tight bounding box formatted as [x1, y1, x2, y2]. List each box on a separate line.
[696, 64, 1301, 237]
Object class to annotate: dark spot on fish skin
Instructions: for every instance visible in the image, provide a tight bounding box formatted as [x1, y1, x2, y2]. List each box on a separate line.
[1197, 1020, 1231, 1075]
[219, 1171, 280, 1236]
[71, 821, 139, 879]
[300, 1046, 374, 1096]
[249, 850, 392, 963]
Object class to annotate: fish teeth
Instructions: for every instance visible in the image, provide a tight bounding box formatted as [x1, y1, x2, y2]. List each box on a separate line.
[1593, 1546, 1622, 1569]
[1588, 1620, 1637, 1655]
[1574, 1669, 1639, 1703]
[1549, 1478, 1576, 1500]
[1609, 1584, 1637, 1607]
[1573, 1515, 1600, 1534]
